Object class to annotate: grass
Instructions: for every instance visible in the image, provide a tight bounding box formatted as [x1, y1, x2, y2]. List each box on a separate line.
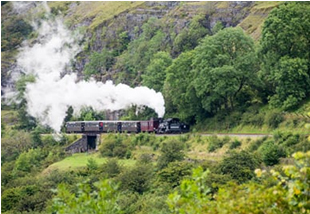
[185, 135, 261, 161]
[43, 152, 136, 173]
[238, 1, 282, 40]
[64, 2, 144, 30]
[1, 110, 19, 129]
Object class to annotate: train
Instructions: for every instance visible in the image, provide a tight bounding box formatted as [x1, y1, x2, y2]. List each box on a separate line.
[66, 118, 190, 134]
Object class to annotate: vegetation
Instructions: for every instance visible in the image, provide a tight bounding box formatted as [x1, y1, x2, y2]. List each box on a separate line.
[259, 2, 310, 110]
[1, 1, 310, 214]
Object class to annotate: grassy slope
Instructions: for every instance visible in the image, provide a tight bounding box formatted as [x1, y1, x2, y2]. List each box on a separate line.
[43, 152, 136, 173]
[53, 1, 145, 30]
[238, 1, 281, 40]
[43, 133, 267, 174]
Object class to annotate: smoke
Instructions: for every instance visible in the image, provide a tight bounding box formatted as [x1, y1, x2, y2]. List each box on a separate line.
[9, 2, 165, 132]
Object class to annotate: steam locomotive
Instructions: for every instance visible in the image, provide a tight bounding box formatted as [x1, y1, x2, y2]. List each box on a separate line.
[66, 118, 189, 134]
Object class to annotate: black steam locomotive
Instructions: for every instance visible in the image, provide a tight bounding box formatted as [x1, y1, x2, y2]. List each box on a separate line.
[66, 118, 189, 134]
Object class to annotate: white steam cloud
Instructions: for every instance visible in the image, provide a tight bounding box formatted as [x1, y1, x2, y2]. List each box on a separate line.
[11, 3, 165, 132]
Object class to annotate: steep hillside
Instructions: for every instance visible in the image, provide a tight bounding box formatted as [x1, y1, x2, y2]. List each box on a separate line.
[1, 1, 280, 90]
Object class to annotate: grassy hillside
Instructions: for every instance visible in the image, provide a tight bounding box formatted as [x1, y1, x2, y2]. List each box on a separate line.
[43, 152, 136, 173]
[49, 1, 145, 30]
[238, 1, 281, 40]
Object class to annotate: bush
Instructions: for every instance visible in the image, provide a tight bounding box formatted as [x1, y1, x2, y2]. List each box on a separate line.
[14, 148, 48, 173]
[168, 151, 310, 214]
[131, 132, 157, 147]
[243, 112, 265, 127]
[99, 134, 131, 158]
[51, 180, 121, 214]
[87, 158, 99, 171]
[258, 141, 285, 166]
[207, 136, 230, 152]
[118, 163, 153, 194]
[229, 139, 241, 149]
[157, 139, 185, 170]
[101, 158, 122, 178]
[157, 161, 193, 188]
[247, 136, 268, 152]
[265, 110, 283, 129]
[286, 136, 310, 156]
[217, 150, 261, 183]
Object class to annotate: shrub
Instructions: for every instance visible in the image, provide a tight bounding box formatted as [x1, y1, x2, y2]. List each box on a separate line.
[229, 139, 241, 149]
[157, 161, 193, 188]
[207, 136, 230, 152]
[273, 131, 292, 143]
[118, 163, 153, 194]
[14, 148, 48, 173]
[51, 180, 121, 214]
[157, 139, 185, 170]
[137, 153, 153, 164]
[286, 136, 310, 156]
[99, 134, 131, 158]
[101, 158, 122, 178]
[265, 110, 283, 129]
[217, 150, 261, 183]
[247, 136, 268, 152]
[168, 151, 310, 214]
[258, 141, 285, 166]
[87, 158, 98, 171]
[282, 135, 299, 147]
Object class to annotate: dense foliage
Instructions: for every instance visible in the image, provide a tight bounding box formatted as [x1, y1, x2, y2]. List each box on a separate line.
[168, 151, 310, 214]
[259, 2, 310, 110]
[1, 1, 310, 214]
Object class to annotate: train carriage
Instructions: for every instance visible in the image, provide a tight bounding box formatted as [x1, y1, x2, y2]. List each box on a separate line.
[66, 121, 84, 133]
[116, 121, 140, 133]
[140, 118, 160, 133]
[66, 118, 189, 134]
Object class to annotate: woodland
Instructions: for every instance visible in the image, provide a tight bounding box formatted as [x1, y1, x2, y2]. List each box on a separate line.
[1, 1, 310, 214]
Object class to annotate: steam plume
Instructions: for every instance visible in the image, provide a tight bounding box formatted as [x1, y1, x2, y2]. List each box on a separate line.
[9, 2, 165, 132]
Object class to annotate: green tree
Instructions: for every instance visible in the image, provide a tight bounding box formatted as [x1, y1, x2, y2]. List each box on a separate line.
[164, 51, 205, 122]
[168, 152, 310, 214]
[118, 31, 130, 54]
[217, 150, 260, 183]
[115, 17, 166, 85]
[258, 141, 285, 166]
[15, 75, 37, 130]
[14, 148, 48, 173]
[172, 15, 209, 55]
[193, 27, 258, 113]
[1, 130, 32, 162]
[52, 180, 121, 214]
[268, 57, 309, 109]
[259, 2, 310, 110]
[157, 139, 185, 170]
[84, 49, 114, 79]
[142, 51, 172, 92]
[1, 16, 33, 51]
[167, 167, 212, 214]
[87, 158, 99, 171]
[118, 163, 153, 194]
[158, 161, 193, 188]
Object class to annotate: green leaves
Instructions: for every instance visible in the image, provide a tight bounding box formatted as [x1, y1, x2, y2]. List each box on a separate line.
[193, 27, 258, 113]
[52, 180, 121, 214]
[167, 167, 211, 214]
[157, 139, 185, 170]
[83, 49, 114, 80]
[142, 51, 172, 92]
[260, 2, 310, 110]
[168, 152, 310, 214]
